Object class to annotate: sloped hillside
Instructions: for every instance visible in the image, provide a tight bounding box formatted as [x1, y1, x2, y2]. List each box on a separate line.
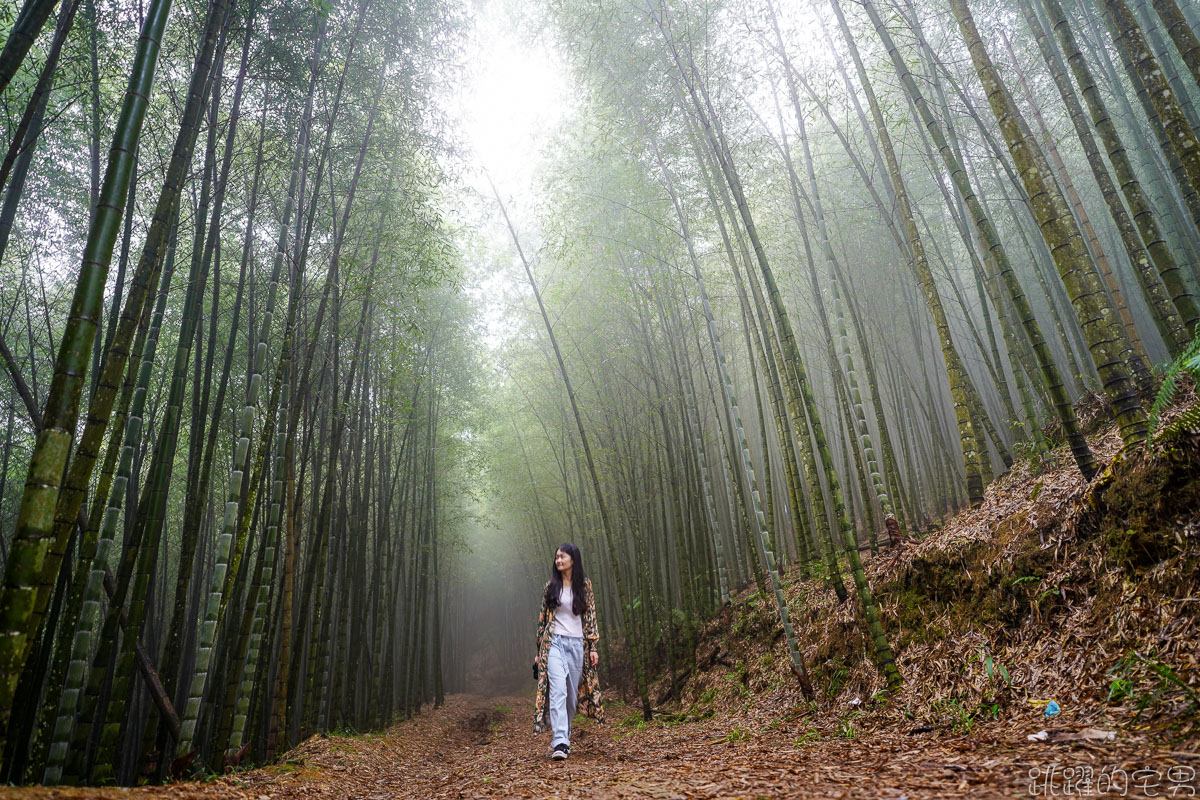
[648, 404, 1200, 745]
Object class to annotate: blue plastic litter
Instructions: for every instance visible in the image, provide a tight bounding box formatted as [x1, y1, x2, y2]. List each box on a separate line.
[1045, 700, 1060, 718]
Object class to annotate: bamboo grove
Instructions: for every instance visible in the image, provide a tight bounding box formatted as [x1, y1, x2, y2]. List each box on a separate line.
[0, 0, 482, 784]
[2, 0, 1200, 788]
[484, 0, 1200, 733]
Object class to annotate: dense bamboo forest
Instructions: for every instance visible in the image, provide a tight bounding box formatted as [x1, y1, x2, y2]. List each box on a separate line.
[0, 0, 1198, 793]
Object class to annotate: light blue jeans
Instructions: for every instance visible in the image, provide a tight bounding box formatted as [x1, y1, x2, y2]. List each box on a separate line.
[547, 634, 584, 748]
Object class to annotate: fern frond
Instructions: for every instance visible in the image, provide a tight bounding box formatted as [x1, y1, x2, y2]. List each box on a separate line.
[1150, 374, 1180, 433]
[1155, 406, 1200, 443]
[1150, 332, 1200, 437]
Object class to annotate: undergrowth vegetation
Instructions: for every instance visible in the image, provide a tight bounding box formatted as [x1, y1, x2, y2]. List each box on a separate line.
[618, 414, 1200, 744]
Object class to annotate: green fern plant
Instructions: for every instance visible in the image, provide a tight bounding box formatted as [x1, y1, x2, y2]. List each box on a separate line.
[1158, 406, 1200, 443]
[1149, 333, 1200, 442]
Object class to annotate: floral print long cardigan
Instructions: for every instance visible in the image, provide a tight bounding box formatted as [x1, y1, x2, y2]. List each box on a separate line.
[533, 577, 605, 734]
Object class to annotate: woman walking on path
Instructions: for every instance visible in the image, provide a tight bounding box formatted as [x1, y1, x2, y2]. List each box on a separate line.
[533, 543, 605, 759]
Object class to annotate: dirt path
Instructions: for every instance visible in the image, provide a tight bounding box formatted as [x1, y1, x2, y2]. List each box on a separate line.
[4, 694, 1191, 799]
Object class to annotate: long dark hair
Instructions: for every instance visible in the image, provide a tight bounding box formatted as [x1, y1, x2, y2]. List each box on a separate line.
[544, 542, 586, 616]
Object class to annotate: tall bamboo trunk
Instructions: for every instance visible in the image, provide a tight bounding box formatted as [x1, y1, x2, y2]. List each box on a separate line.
[1041, 0, 1199, 341]
[657, 7, 901, 689]
[0, 0, 58, 97]
[0, 0, 174, 754]
[1104, 0, 1200, 229]
[1002, 31, 1156, 362]
[947, 0, 1149, 450]
[1150, 0, 1200, 93]
[1023, 0, 1193, 350]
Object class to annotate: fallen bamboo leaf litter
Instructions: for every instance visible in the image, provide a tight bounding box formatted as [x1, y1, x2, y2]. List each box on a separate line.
[0, 692, 1191, 799]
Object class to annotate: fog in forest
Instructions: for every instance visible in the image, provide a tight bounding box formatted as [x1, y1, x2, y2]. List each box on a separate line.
[0, 0, 1199, 789]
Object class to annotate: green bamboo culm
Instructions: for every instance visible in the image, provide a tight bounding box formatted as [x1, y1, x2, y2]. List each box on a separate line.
[855, 0, 981, 503]
[0, 0, 58, 97]
[30, 0, 231, 703]
[174, 84, 303, 761]
[1095, 0, 1200, 245]
[695, 253, 813, 697]
[86, 3, 233, 781]
[643, 126, 810, 693]
[677, 47, 851, 601]
[1021, 0, 1195, 352]
[1040, 0, 1199, 341]
[62, 218, 186, 783]
[685, 104, 820, 574]
[1103, 0, 1200, 217]
[225, 359, 289, 761]
[680, 370, 728, 603]
[857, 0, 1095, 478]
[41, 228, 180, 785]
[1131, 0, 1200, 133]
[767, 0, 897, 531]
[1149, 0, 1200, 92]
[0, 0, 174, 749]
[947, 0, 1149, 451]
[657, 7, 901, 690]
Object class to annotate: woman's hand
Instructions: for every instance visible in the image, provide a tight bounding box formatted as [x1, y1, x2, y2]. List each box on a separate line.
[589, 651, 599, 667]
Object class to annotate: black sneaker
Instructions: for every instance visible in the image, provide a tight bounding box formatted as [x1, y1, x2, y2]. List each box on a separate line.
[551, 743, 568, 760]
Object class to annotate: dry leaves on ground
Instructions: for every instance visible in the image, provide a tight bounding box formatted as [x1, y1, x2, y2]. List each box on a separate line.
[2, 694, 1194, 799]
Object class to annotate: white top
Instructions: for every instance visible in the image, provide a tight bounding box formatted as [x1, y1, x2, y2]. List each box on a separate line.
[552, 584, 584, 638]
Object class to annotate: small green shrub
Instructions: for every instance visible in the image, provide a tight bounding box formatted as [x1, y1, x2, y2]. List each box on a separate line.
[930, 698, 976, 734]
[618, 711, 648, 731]
[792, 728, 822, 747]
[978, 648, 1012, 687]
[837, 708, 865, 739]
[823, 657, 850, 698]
[722, 725, 751, 742]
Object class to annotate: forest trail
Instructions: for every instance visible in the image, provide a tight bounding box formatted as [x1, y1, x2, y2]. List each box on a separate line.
[3, 693, 1190, 799]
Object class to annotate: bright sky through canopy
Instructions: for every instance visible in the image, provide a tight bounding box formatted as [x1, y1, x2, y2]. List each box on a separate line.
[458, 0, 570, 203]
[454, 0, 573, 351]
